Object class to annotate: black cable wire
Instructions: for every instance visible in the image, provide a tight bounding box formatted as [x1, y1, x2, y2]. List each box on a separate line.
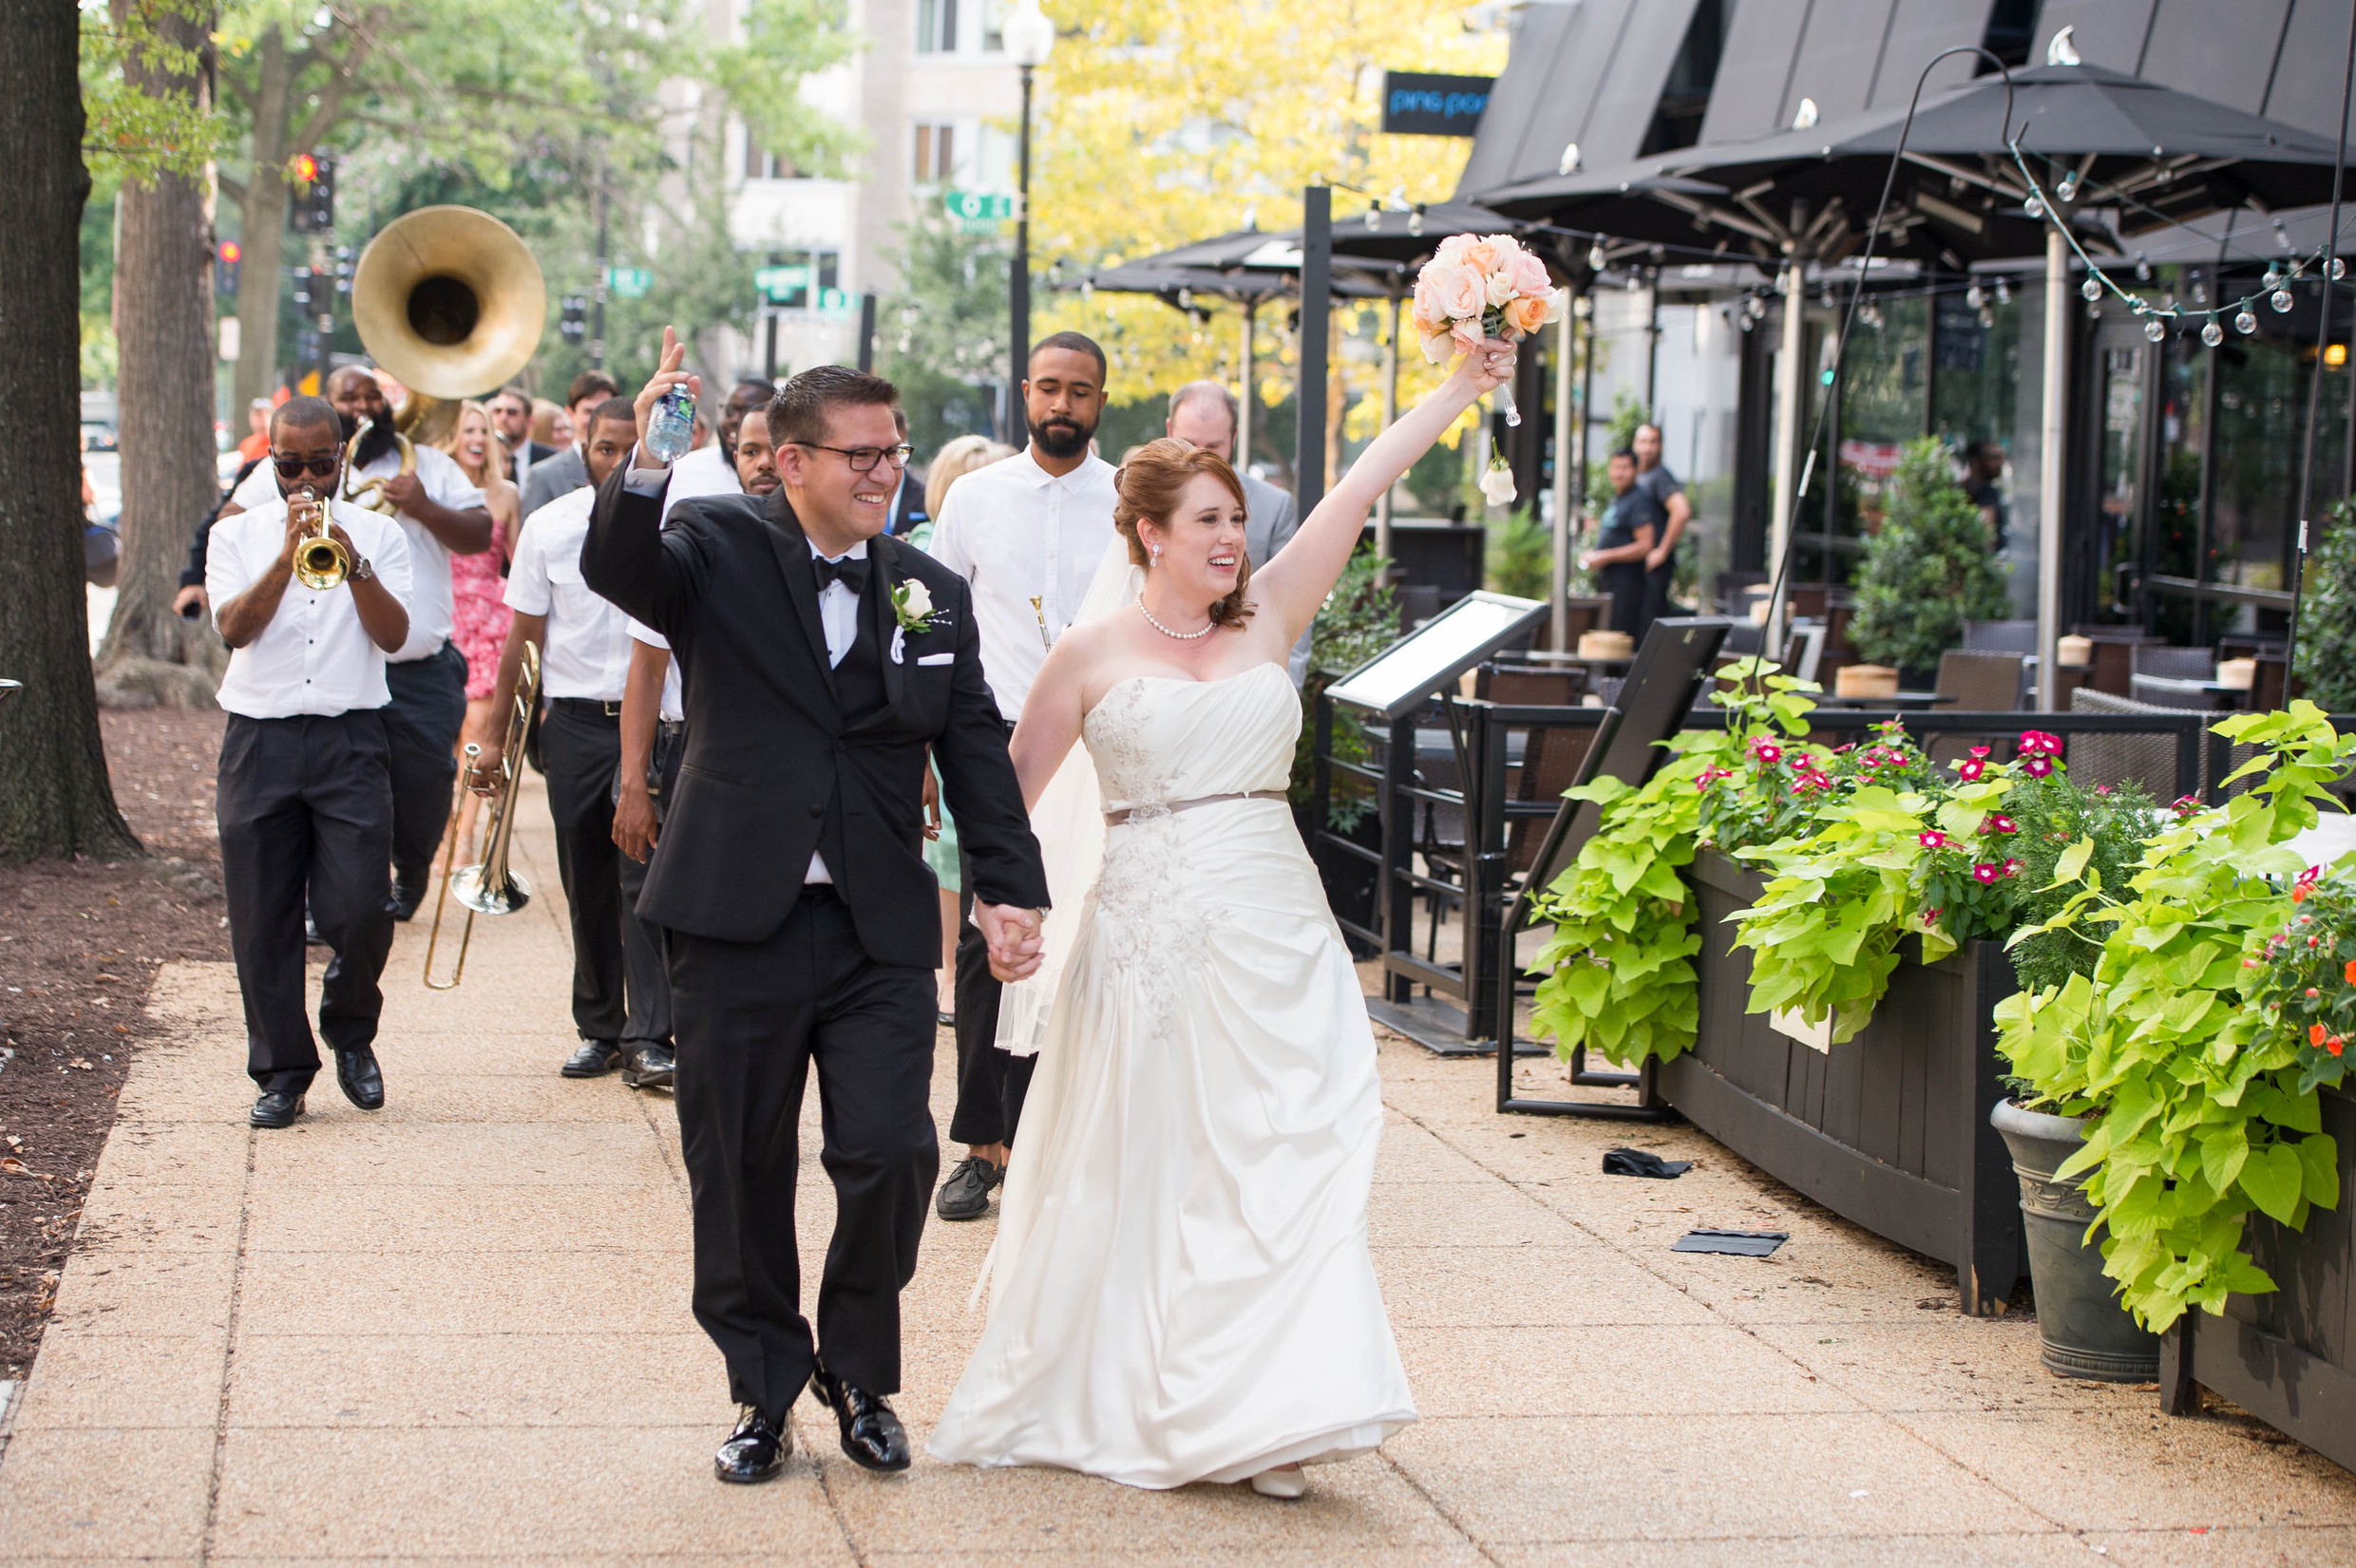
[1742, 45, 2015, 701]
[2283, 5, 2356, 692]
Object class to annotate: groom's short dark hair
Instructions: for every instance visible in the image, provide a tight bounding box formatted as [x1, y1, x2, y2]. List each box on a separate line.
[768, 365, 901, 449]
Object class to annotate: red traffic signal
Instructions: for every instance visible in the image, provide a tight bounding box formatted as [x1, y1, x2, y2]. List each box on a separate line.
[289, 152, 319, 185]
[218, 239, 242, 264]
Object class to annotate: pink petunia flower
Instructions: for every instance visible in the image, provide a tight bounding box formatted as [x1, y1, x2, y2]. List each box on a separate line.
[2022, 757, 2054, 778]
[1972, 863, 2003, 885]
[1968, 746, 1992, 760]
[1982, 814, 2019, 836]
[1958, 759, 1986, 782]
[1918, 831, 1948, 849]
[2018, 730, 2063, 757]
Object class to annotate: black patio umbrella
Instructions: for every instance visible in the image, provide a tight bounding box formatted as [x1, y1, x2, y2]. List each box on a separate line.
[1476, 59, 2352, 707]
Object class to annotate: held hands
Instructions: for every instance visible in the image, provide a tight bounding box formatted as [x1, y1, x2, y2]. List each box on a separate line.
[631, 327, 702, 470]
[974, 901, 1045, 984]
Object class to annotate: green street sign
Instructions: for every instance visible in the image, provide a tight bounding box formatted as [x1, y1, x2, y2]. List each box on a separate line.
[817, 287, 855, 315]
[943, 190, 1016, 230]
[605, 266, 653, 299]
[755, 263, 809, 304]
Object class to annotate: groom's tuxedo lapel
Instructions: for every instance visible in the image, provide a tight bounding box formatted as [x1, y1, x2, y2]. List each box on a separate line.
[864, 534, 907, 717]
[760, 489, 841, 709]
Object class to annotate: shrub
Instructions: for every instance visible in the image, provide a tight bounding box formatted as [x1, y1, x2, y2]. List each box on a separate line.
[1848, 438, 2010, 672]
[2294, 497, 2356, 711]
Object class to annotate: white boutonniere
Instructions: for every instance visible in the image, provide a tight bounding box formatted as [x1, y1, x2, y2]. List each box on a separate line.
[889, 578, 948, 665]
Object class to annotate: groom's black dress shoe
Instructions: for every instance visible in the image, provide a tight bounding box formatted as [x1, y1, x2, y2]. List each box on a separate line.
[333, 1047, 385, 1110]
[810, 1364, 910, 1472]
[714, 1403, 790, 1483]
[250, 1090, 305, 1129]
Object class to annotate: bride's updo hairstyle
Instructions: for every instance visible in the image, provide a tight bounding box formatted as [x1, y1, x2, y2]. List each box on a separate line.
[1113, 438, 1255, 629]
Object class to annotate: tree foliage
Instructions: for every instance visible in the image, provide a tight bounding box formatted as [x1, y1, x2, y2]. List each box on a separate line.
[2293, 498, 2356, 710]
[1846, 437, 2010, 672]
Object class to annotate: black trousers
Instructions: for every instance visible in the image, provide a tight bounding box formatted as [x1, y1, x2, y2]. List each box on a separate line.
[668, 886, 938, 1417]
[1644, 549, 1679, 630]
[612, 720, 682, 1049]
[383, 641, 467, 888]
[541, 701, 629, 1043]
[947, 855, 1035, 1149]
[217, 711, 396, 1095]
[1602, 563, 1651, 645]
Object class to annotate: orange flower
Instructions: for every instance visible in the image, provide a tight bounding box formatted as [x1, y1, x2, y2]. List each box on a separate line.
[2334, 1037, 2348, 1057]
[2346, 958, 2356, 986]
[1505, 293, 1551, 336]
[2312, 1024, 2328, 1046]
[2293, 884, 2309, 903]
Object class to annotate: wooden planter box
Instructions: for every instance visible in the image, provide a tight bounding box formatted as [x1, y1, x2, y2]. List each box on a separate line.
[1663, 850, 2024, 1313]
[2162, 1086, 2356, 1471]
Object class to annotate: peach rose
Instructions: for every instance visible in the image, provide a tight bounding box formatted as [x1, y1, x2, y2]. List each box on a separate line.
[1420, 328, 1454, 366]
[1449, 316, 1485, 356]
[1454, 238, 1500, 275]
[1505, 293, 1550, 336]
[1426, 261, 1487, 322]
[1509, 250, 1553, 298]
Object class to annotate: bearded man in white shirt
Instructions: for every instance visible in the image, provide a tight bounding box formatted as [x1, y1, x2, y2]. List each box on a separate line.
[207, 397, 415, 1130]
[924, 331, 1119, 1220]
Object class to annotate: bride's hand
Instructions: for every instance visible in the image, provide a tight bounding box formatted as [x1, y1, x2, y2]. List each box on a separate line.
[1454, 336, 1518, 398]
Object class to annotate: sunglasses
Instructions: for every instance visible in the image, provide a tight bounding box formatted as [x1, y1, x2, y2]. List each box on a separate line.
[272, 452, 340, 481]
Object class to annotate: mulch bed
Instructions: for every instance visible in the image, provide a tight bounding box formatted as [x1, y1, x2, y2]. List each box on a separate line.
[0, 707, 230, 1382]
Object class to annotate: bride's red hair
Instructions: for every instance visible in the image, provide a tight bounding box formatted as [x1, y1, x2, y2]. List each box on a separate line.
[1112, 438, 1255, 630]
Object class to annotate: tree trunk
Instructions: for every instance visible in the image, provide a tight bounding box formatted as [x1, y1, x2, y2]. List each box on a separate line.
[0, 4, 140, 860]
[95, 0, 225, 711]
[230, 27, 291, 412]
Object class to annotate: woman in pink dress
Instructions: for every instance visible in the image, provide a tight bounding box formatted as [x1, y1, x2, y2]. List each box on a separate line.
[440, 400, 521, 857]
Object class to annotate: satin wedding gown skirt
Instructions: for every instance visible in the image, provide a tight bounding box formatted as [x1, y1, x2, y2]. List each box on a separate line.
[928, 663, 1415, 1488]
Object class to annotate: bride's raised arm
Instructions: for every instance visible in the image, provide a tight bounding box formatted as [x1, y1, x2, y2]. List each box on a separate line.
[1251, 339, 1517, 645]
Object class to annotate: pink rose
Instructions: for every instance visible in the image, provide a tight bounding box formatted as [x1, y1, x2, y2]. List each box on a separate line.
[1419, 329, 1454, 366]
[1509, 249, 1552, 298]
[1448, 316, 1484, 356]
[1455, 238, 1500, 275]
[1427, 261, 1487, 322]
[1434, 234, 1476, 264]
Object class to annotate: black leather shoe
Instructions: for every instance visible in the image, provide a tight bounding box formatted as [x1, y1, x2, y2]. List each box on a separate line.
[560, 1039, 623, 1078]
[809, 1363, 910, 1472]
[250, 1090, 305, 1129]
[622, 1043, 674, 1091]
[333, 1047, 385, 1110]
[387, 872, 428, 923]
[935, 1155, 1003, 1220]
[713, 1403, 790, 1483]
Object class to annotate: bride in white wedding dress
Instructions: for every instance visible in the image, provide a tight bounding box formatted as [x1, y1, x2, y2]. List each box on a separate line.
[926, 338, 1517, 1497]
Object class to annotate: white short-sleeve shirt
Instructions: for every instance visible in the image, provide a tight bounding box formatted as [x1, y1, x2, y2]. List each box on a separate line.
[926, 446, 1118, 721]
[207, 498, 414, 719]
[504, 486, 634, 702]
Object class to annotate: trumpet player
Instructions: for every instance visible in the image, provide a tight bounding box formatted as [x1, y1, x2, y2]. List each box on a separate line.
[473, 398, 674, 1089]
[206, 398, 415, 1130]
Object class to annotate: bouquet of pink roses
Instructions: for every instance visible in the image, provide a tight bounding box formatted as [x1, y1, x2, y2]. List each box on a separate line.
[1411, 232, 1562, 430]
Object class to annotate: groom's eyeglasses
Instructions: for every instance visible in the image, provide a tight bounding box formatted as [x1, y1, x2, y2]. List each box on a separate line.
[795, 442, 914, 474]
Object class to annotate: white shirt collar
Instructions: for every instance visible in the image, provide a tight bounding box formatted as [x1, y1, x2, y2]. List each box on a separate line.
[1018, 445, 1108, 490]
[809, 538, 870, 563]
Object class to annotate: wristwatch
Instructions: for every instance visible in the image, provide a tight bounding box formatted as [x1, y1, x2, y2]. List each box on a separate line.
[350, 556, 375, 583]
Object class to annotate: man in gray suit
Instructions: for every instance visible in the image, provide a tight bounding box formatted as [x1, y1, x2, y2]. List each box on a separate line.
[521, 370, 621, 518]
[1166, 380, 1310, 685]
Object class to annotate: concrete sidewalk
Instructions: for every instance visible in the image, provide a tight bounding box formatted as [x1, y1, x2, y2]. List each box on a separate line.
[2, 775, 2354, 1566]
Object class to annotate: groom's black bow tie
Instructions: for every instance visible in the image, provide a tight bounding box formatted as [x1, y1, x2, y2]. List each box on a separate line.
[813, 555, 870, 595]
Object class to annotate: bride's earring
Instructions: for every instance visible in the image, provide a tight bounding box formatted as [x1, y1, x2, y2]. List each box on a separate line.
[1149, 544, 1162, 565]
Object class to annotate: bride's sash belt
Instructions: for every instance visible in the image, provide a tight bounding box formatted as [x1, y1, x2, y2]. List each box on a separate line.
[1103, 789, 1286, 825]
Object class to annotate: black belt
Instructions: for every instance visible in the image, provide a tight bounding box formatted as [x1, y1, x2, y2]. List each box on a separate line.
[549, 696, 624, 719]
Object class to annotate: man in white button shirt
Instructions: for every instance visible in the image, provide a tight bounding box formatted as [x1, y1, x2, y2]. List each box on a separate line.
[206, 398, 415, 1130]
[925, 331, 1118, 1220]
[472, 398, 674, 1091]
[226, 369, 497, 919]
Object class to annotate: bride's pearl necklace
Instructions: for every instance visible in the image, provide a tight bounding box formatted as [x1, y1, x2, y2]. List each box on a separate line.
[1135, 595, 1216, 641]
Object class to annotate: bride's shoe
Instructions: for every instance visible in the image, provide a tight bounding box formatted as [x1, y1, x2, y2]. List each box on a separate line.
[1249, 1464, 1306, 1500]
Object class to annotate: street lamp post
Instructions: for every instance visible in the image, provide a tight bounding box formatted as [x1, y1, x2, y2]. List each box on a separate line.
[1003, 2, 1054, 439]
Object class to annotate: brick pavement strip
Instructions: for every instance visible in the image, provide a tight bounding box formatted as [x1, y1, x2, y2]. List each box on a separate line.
[2, 775, 2353, 1565]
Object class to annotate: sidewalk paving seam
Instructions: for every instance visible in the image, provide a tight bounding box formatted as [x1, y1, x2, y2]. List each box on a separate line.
[1374, 1448, 1502, 1566]
[197, 1121, 259, 1567]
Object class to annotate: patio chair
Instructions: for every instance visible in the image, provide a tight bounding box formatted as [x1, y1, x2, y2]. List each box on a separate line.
[2068, 689, 2194, 801]
[2130, 673, 2230, 710]
[1962, 619, 2038, 653]
[1931, 651, 2027, 764]
[2132, 645, 2215, 682]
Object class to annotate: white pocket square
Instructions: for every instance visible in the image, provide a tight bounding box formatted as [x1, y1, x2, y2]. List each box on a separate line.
[917, 652, 956, 667]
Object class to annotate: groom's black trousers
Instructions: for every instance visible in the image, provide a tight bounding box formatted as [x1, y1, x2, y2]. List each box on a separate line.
[667, 884, 939, 1420]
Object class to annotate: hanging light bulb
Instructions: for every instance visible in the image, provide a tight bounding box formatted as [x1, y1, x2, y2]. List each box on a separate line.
[2332, 257, 2347, 281]
[1966, 282, 1984, 310]
[1993, 277, 2012, 306]
[1738, 312, 1755, 333]
[2201, 317, 2224, 347]
[2085, 300, 2103, 319]
[2080, 276, 2103, 302]
[2056, 173, 2080, 204]
[2024, 194, 2044, 219]
[2236, 308, 2259, 334]
[1587, 239, 1608, 272]
[2262, 266, 2283, 291]
[1176, 286, 1193, 310]
[2143, 315, 2167, 342]
[2272, 287, 2295, 312]
[1408, 208, 1425, 236]
[1363, 204, 1382, 232]
[2135, 256, 2152, 282]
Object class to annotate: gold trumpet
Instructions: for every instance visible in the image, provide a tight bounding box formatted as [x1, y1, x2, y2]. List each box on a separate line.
[341, 417, 416, 515]
[289, 487, 350, 591]
[423, 643, 540, 990]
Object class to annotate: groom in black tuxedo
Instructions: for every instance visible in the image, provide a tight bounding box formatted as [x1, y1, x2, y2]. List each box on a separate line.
[582, 333, 1048, 1483]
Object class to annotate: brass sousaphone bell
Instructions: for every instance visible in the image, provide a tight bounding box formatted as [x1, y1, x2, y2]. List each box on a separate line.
[350, 205, 547, 454]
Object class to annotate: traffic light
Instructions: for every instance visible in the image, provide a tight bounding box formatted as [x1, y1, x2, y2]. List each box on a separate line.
[289, 152, 335, 235]
[215, 239, 241, 297]
[560, 294, 587, 346]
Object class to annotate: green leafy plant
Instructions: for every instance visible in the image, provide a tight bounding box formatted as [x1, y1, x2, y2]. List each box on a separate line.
[1526, 664, 1816, 1067]
[1847, 438, 2011, 672]
[1484, 504, 1550, 600]
[2000, 772, 2165, 993]
[1995, 703, 2356, 1331]
[2294, 497, 2356, 711]
[1288, 548, 1397, 831]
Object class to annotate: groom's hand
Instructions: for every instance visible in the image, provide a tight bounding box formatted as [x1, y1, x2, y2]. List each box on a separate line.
[629, 326, 702, 471]
[975, 902, 1045, 983]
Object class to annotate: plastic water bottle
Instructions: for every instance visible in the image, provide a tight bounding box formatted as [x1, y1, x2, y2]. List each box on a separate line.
[645, 387, 696, 464]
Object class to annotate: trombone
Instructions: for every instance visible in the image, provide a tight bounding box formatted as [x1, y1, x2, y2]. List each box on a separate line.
[289, 487, 350, 591]
[423, 642, 540, 990]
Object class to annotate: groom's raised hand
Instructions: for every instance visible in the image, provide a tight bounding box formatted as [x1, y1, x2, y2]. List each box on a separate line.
[975, 902, 1045, 983]
[629, 326, 703, 471]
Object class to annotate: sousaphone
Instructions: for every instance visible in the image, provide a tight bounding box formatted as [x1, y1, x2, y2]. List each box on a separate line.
[351, 205, 547, 450]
